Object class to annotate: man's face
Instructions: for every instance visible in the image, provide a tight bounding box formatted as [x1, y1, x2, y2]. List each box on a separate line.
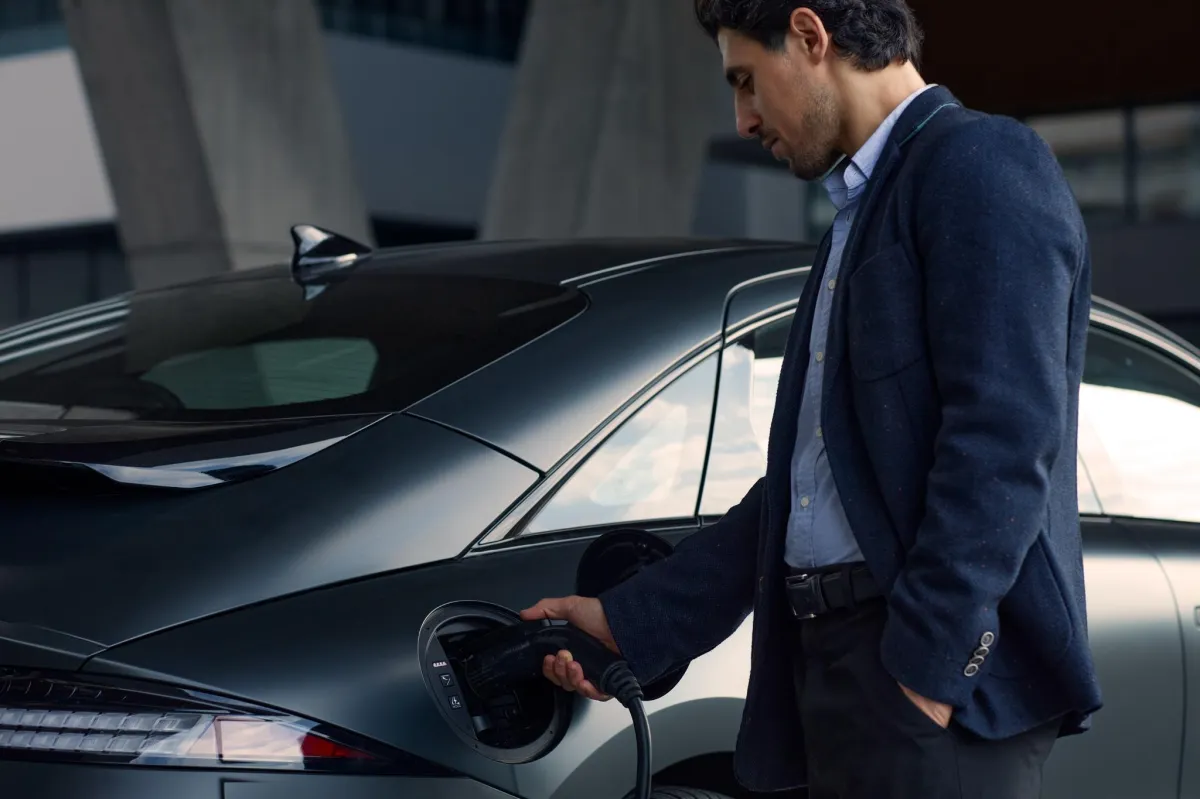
[718, 26, 841, 181]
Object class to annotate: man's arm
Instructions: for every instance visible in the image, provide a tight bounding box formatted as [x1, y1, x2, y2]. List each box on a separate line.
[598, 477, 763, 685]
[878, 116, 1087, 709]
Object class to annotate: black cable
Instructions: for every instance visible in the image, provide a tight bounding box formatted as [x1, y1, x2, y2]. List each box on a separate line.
[600, 662, 651, 799]
[629, 697, 652, 799]
[459, 623, 653, 799]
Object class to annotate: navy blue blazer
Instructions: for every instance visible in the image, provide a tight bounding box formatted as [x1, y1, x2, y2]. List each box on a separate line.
[598, 85, 1104, 792]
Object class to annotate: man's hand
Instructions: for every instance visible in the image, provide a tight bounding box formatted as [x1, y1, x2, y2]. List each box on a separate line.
[520, 595, 619, 702]
[898, 681, 953, 729]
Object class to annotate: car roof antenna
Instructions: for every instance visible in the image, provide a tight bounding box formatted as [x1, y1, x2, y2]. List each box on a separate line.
[290, 224, 373, 301]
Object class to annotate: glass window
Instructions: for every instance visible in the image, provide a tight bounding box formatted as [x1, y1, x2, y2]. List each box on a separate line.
[524, 354, 718, 535]
[1028, 109, 1127, 229]
[0, 271, 585, 423]
[1136, 103, 1200, 222]
[1079, 327, 1200, 524]
[700, 315, 792, 515]
[142, 338, 379, 410]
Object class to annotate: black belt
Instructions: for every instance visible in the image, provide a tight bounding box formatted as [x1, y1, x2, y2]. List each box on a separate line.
[785, 563, 882, 620]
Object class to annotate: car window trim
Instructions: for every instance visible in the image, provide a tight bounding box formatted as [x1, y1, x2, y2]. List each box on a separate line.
[696, 305, 799, 519]
[1089, 309, 1200, 375]
[467, 339, 723, 550]
[467, 303, 803, 553]
[463, 517, 702, 559]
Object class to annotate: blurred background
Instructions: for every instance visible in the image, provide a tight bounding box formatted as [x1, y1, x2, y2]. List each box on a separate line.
[0, 0, 1196, 341]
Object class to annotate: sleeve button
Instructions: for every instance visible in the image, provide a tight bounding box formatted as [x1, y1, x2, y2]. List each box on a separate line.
[964, 663, 980, 677]
[980, 632, 995, 647]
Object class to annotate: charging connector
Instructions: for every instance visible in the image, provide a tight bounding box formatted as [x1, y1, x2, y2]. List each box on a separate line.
[460, 619, 653, 799]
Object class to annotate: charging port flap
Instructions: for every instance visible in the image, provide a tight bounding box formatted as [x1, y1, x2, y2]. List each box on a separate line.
[418, 602, 570, 765]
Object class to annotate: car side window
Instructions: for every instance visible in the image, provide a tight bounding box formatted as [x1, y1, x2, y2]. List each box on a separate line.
[696, 312, 1112, 520]
[523, 353, 718, 535]
[699, 314, 792, 516]
[1078, 326, 1200, 524]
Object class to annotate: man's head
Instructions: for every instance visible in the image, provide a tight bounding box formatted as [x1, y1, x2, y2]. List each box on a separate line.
[696, 0, 925, 180]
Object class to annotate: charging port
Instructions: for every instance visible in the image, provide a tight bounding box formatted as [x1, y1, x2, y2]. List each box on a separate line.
[419, 601, 570, 764]
[439, 627, 556, 750]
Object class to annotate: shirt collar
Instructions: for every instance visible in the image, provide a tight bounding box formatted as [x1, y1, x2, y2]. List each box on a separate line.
[821, 84, 937, 210]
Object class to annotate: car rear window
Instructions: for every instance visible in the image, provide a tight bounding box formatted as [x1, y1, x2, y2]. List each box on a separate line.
[0, 271, 586, 422]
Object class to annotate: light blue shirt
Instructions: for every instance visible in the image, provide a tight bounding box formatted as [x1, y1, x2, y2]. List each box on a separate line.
[784, 85, 936, 570]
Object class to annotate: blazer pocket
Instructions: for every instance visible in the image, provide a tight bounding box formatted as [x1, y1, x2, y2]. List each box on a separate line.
[846, 243, 926, 381]
[988, 535, 1075, 680]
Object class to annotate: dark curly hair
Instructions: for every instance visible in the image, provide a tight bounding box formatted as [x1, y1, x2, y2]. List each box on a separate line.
[694, 0, 924, 70]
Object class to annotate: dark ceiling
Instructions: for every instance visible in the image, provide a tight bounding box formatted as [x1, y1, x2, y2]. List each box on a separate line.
[907, 0, 1199, 117]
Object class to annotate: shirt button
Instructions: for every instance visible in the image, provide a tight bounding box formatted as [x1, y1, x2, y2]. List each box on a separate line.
[815, 352, 824, 363]
[816, 426, 823, 438]
[827, 279, 836, 291]
[800, 496, 810, 508]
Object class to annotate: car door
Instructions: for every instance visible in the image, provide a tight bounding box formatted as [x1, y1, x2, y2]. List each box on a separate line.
[1063, 316, 1200, 799]
[697, 306, 1187, 799]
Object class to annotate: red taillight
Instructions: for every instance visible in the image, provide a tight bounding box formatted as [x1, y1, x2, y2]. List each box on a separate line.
[0, 668, 448, 775]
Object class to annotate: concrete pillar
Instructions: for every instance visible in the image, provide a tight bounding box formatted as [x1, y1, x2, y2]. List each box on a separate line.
[481, 0, 725, 239]
[60, 0, 372, 291]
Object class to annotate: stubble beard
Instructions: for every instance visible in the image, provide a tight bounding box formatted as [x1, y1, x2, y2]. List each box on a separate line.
[787, 86, 842, 182]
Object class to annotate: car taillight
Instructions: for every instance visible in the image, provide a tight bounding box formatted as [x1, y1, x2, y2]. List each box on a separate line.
[0, 667, 452, 775]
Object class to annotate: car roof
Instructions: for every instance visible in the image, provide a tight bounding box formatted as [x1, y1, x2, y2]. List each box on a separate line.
[142, 236, 809, 296]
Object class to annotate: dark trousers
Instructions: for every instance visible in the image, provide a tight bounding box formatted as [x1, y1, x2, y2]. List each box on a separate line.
[792, 598, 1060, 798]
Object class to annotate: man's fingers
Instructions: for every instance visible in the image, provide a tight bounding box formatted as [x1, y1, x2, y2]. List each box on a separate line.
[542, 655, 562, 687]
[553, 651, 574, 690]
[519, 596, 578, 622]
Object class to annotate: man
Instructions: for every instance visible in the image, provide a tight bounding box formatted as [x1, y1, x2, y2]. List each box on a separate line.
[520, 1, 1103, 796]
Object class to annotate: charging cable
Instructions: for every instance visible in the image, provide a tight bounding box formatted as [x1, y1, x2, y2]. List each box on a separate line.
[461, 619, 653, 799]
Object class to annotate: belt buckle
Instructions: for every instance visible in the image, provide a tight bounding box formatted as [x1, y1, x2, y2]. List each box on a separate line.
[787, 572, 827, 620]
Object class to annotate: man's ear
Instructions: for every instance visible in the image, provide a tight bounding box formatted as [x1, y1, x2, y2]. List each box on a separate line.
[788, 6, 831, 64]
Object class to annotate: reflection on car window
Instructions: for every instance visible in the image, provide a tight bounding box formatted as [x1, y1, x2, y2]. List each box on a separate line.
[0, 272, 586, 422]
[700, 315, 792, 516]
[525, 354, 717, 534]
[142, 338, 379, 410]
[1079, 327, 1200, 524]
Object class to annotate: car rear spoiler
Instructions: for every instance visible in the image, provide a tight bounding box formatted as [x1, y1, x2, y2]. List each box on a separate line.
[0, 414, 388, 491]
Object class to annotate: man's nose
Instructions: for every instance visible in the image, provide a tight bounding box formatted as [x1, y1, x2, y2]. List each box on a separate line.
[734, 100, 760, 140]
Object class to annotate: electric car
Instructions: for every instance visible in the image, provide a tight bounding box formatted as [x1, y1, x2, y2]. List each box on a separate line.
[0, 230, 1198, 799]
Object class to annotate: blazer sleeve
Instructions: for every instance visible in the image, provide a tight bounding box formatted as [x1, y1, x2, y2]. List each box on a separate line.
[597, 477, 763, 685]
[878, 116, 1088, 708]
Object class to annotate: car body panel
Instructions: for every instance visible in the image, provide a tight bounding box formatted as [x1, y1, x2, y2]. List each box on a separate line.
[0, 761, 519, 799]
[1114, 518, 1200, 798]
[1040, 519, 1184, 799]
[0, 622, 103, 672]
[353, 237, 768, 287]
[0, 413, 537, 647]
[83, 532, 755, 799]
[409, 247, 810, 471]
